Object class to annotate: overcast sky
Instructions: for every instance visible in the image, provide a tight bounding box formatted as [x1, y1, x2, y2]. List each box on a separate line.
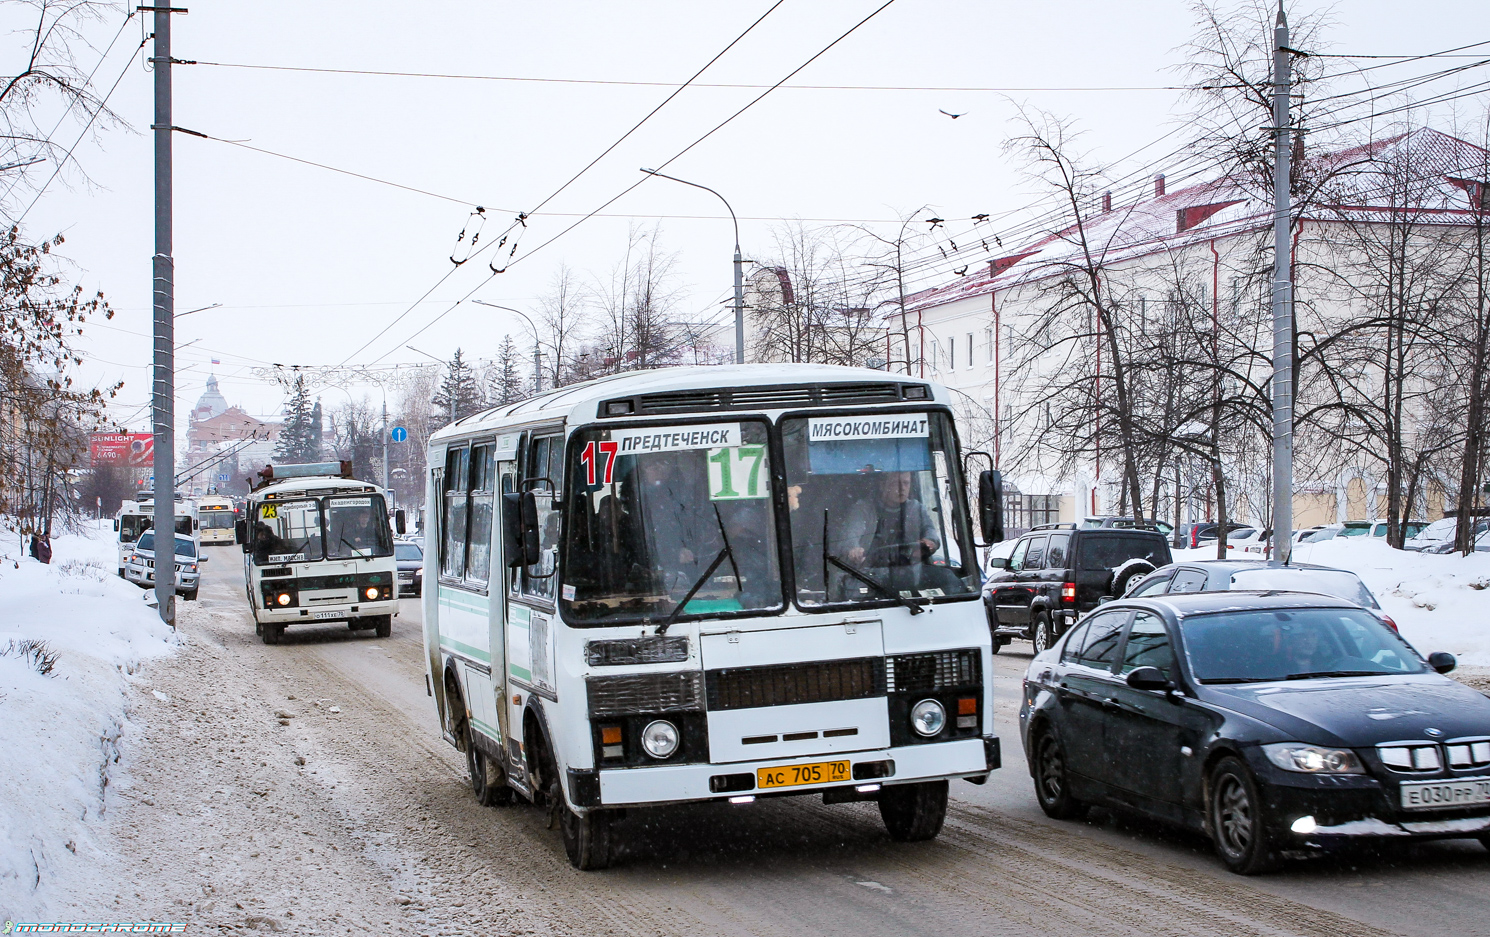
[12, 0, 1488, 429]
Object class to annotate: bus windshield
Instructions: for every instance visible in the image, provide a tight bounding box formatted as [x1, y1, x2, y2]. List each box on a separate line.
[251, 499, 324, 564]
[326, 496, 393, 559]
[561, 420, 783, 625]
[781, 411, 978, 608]
[200, 509, 235, 529]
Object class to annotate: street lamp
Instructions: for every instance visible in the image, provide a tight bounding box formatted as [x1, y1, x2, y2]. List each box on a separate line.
[470, 299, 544, 394]
[640, 168, 745, 365]
[174, 303, 222, 319]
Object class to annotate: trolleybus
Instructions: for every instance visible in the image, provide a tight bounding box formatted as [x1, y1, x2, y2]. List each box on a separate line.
[196, 494, 237, 546]
[423, 364, 1000, 869]
[235, 461, 402, 644]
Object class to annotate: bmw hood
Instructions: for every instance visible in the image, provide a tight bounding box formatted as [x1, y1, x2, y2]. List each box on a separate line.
[1206, 675, 1490, 747]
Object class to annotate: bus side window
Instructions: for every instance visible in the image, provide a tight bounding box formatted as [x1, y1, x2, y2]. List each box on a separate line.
[441, 446, 470, 580]
[466, 444, 496, 587]
[521, 434, 562, 601]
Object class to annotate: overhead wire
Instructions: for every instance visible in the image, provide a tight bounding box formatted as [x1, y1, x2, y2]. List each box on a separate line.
[13, 17, 145, 227]
[0, 10, 136, 211]
[336, 0, 791, 367]
[375, 0, 904, 362]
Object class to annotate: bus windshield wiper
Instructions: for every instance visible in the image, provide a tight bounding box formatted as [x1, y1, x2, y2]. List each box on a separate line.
[825, 552, 925, 616]
[660, 505, 740, 634]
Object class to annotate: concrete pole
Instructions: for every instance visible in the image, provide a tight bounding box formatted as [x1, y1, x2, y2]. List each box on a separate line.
[151, 7, 177, 625]
[1270, 4, 1295, 565]
[733, 244, 745, 364]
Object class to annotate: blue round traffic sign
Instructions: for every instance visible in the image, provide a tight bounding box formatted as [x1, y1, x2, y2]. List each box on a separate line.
[390, 426, 408, 443]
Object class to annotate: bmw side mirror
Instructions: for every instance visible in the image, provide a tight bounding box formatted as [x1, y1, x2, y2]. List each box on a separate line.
[1428, 651, 1457, 674]
[1126, 666, 1172, 692]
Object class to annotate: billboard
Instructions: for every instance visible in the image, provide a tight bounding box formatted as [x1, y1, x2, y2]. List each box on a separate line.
[91, 432, 154, 467]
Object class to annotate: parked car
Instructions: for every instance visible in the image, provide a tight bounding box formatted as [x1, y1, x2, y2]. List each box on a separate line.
[395, 541, 424, 597]
[1301, 521, 1373, 543]
[1019, 590, 1486, 874]
[1080, 516, 1175, 537]
[1408, 517, 1490, 553]
[1174, 522, 1252, 549]
[124, 531, 204, 601]
[1123, 558, 1397, 630]
[984, 526, 1172, 653]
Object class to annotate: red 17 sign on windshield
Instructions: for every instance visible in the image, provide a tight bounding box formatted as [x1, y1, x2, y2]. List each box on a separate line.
[580, 441, 619, 486]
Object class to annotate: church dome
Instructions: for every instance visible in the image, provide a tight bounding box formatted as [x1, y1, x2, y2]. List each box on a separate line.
[192, 374, 229, 422]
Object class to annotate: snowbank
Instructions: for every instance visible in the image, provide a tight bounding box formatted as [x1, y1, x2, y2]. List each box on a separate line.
[0, 521, 178, 917]
[1174, 539, 1490, 666]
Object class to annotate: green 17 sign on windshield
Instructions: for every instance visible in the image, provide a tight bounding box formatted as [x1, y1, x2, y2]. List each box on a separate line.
[708, 446, 767, 500]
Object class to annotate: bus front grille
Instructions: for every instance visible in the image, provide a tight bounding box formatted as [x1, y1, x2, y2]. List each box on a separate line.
[705, 657, 886, 711]
[587, 671, 703, 717]
[885, 649, 981, 694]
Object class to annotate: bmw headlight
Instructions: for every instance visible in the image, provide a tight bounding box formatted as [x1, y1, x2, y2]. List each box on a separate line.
[910, 699, 947, 737]
[640, 720, 680, 759]
[1262, 743, 1363, 774]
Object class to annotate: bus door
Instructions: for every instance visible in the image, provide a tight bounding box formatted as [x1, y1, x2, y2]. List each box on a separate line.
[491, 433, 520, 754]
[438, 441, 501, 751]
[505, 428, 563, 773]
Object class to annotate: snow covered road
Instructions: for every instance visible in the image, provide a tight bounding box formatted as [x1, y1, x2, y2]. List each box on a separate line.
[17, 544, 1490, 935]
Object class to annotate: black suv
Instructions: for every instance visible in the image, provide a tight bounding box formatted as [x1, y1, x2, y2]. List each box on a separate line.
[983, 525, 1172, 653]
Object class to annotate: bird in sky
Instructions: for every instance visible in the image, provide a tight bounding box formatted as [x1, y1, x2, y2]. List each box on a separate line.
[939, 109, 966, 119]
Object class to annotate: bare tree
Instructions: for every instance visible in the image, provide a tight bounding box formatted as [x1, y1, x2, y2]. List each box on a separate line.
[749, 221, 887, 367]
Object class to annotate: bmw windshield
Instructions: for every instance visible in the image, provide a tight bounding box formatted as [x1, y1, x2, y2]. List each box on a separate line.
[1183, 607, 1426, 683]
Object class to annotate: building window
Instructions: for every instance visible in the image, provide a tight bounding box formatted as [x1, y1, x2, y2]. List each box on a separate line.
[966, 332, 974, 368]
[985, 327, 994, 364]
[1029, 494, 1059, 527]
[948, 336, 955, 371]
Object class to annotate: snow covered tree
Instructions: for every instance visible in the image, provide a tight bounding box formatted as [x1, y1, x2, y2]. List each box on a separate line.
[274, 373, 320, 463]
[432, 348, 483, 424]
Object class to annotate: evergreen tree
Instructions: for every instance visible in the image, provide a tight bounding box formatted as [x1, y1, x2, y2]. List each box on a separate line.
[310, 398, 324, 458]
[274, 373, 320, 463]
[487, 334, 527, 406]
[432, 348, 484, 423]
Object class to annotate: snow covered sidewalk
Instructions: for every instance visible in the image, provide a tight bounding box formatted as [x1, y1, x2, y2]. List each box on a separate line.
[0, 521, 178, 917]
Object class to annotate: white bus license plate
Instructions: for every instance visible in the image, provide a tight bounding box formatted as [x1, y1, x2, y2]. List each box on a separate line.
[1400, 777, 1490, 810]
[313, 610, 347, 621]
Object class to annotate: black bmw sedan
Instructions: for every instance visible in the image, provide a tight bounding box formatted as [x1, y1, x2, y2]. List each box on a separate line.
[1018, 591, 1490, 874]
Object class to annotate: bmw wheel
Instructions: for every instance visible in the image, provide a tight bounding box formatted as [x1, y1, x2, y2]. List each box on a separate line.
[1209, 756, 1278, 874]
[1033, 730, 1086, 820]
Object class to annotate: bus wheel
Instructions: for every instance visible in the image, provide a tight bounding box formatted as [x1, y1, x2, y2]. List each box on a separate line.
[540, 744, 612, 869]
[262, 622, 282, 645]
[878, 780, 948, 842]
[468, 743, 514, 808]
[373, 615, 392, 638]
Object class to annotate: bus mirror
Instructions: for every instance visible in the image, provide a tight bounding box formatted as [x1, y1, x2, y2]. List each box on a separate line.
[234, 519, 247, 547]
[979, 469, 1005, 544]
[113, 519, 119, 532]
[395, 509, 407, 535]
[503, 492, 542, 567]
[519, 491, 542, 566]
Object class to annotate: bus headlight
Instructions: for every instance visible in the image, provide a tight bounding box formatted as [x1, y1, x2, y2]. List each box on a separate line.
[910, 699, 946, 737]
[364, 586, 379, 601]
[275, 592, 293, 607]
[640, 720, 680, 759]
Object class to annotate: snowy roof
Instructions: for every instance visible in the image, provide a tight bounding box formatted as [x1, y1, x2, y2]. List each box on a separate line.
[902, 128, 1490, 316]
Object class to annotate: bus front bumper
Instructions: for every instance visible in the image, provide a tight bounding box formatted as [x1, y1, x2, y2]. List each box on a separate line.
[587, 736, 997, 809]
[257, 599, 399, 623]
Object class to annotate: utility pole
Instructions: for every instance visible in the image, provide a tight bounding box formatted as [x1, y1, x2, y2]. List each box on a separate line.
[1270, 3, 1295, 566]
[148, 5, 185, 626]
[381, 396, 391, 515]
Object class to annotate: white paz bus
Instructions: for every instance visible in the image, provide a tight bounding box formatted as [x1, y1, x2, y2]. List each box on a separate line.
[235, 461, 404, 644]
[424, 364, 1002, 869]
[196, 494, 237, 545]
